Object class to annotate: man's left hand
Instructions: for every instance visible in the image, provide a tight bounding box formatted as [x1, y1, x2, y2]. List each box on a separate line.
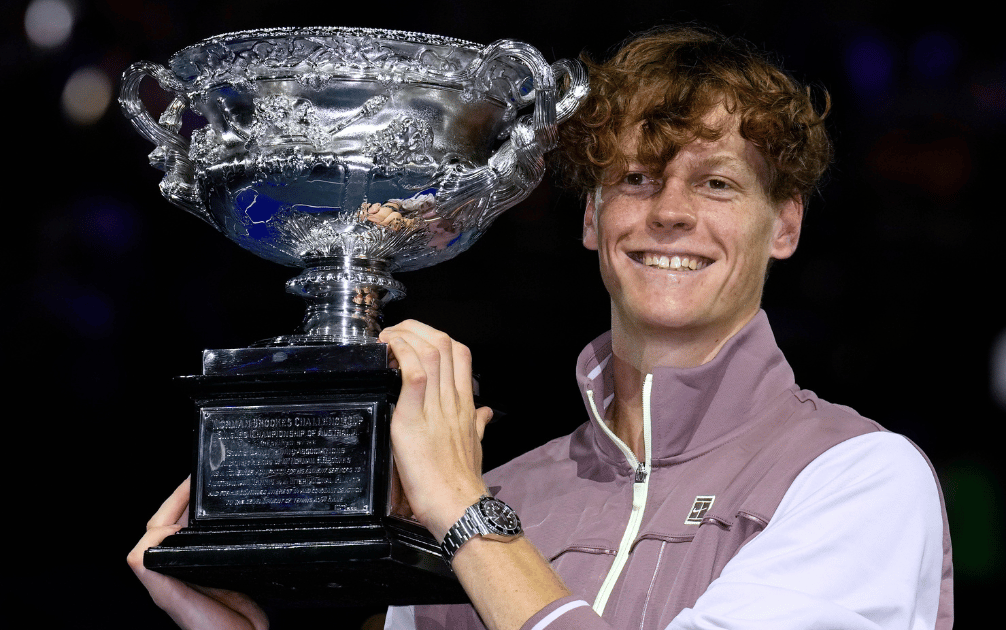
[378, 320, 493, 542]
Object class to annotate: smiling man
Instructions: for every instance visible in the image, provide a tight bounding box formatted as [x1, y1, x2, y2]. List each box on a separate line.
[380, 26, 953, 630]
[127, 26, 953, 630]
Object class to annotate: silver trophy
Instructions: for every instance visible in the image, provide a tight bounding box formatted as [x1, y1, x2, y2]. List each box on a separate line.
[121, 27, 586, 606]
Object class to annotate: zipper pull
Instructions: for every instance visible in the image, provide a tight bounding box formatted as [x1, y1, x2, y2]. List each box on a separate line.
[634, 462, 648, 483]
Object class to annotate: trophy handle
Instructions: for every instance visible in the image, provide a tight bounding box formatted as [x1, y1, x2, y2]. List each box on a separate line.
[434, 45, 588, 229]
[551, 58, 590, 126]
[119, 61, 215, 227]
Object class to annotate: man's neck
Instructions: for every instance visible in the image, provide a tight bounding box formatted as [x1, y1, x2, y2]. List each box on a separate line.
[606, 309, 759, 460]
[608, 353, 646, 459]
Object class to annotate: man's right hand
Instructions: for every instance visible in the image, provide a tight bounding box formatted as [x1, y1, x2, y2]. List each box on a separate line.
[127, 477, 269, 630]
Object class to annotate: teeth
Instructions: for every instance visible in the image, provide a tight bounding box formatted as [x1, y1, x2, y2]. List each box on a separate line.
[641, 253, 709, 271]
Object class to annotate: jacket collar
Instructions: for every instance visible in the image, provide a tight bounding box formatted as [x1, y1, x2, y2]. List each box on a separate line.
[575, 310, 798, 464]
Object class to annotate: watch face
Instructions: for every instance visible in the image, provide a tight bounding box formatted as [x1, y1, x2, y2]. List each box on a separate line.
[478, 497, 522, 536]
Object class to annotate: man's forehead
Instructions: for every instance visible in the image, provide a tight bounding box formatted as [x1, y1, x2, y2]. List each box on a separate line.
[616, 110, 771, 181]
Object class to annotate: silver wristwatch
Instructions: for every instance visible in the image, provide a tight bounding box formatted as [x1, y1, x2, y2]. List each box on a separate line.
[440, 495, 523, 564]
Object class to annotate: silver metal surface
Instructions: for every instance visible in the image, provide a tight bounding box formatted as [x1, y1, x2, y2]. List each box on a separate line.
[121, 27, 587, 344]
[202, 343, 389, 376]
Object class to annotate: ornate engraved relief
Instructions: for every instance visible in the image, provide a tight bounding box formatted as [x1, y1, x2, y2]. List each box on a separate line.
[363, 117, 435, 171]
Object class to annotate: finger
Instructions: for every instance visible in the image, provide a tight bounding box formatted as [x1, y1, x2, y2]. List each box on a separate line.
[385, 324, 454, 404]
[148, 476, 191, 529]
[430, 332, 458, 417]
[130, 535, 268, 630]
[189, 585, 270, 630]
[475, 406, 493, 441]
[380, 325, 401, 368]
[381, 319, 429, 342]
[414, 326, 459, 418]
[165, 583, 267, 630]
[127, 523, 184, 579]
[451, 340, 475, 405]
[384, 333, 435, 418]
[382, 318, 439, 337]
[411, 328, 453, 415]
[382, 321, 461, 417]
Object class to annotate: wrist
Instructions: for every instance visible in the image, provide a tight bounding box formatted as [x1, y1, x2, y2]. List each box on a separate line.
[423, 484, 489, 543]
[440, 495, 523, 565]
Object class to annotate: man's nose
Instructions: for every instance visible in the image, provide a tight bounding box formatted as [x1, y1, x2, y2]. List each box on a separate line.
[648, 185, 697, 232]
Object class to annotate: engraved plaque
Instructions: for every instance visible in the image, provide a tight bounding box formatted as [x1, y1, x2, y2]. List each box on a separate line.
[195, 404, 378, 519]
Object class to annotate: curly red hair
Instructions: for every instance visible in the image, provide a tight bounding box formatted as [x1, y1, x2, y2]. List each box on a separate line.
[556, 27, 832, 204]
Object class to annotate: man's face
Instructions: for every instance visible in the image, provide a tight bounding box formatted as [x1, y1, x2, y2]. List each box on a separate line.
[583, 109, 803, 351]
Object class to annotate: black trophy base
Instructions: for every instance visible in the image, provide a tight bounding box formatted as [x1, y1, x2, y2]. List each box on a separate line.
[145, 517, 468, 607]
[146, 344, 468, 607]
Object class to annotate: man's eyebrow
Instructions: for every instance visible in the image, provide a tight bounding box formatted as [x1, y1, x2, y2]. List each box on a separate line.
[698, 155, 751, 171]
[694, 154, 769, 184]
[624, 156, 654, 169]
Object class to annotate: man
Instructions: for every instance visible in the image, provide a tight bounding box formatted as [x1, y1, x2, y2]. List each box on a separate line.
[129, 26, 952, 630]
[380, 27, 952, 630]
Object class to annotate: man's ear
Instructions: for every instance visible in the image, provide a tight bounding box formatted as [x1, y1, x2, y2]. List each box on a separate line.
[583, 191, 599, 251]
[770, 196, 803, 261]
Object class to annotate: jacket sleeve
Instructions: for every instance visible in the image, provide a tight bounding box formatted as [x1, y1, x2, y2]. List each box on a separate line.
[667, 432, 947, 630]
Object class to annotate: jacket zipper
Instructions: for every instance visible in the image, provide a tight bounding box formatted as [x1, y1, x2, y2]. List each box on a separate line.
[585, 374, 653, 617]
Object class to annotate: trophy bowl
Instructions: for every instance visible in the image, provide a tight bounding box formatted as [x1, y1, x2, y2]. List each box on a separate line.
[121, 27, 587, 606]
[122, 26, 587, 344]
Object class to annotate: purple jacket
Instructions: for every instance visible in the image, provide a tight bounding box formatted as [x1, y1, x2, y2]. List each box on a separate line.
[400, 312, 953, 630]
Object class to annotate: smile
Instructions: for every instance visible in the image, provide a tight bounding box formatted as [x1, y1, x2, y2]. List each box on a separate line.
[630, 252, 713, 271]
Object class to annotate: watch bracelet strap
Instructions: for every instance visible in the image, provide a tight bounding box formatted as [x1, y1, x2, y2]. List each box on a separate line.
[441, 503, 484, 563]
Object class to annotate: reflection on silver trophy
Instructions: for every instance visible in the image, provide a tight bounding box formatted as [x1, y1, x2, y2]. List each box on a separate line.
[121, 26, 588, 344]
[120, 27, 587, 604]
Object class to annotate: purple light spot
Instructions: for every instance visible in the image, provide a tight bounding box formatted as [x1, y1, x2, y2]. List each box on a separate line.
[845, 35, 895, 94]
[910, 32, 960, 81]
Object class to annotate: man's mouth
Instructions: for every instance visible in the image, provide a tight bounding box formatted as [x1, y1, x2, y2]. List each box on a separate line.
[630, 252, 713, 271]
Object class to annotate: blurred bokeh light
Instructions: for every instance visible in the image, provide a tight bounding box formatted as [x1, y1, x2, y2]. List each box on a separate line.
[61, 65, 112, 124]
[993, 328, 1006, 410]
[24, 0, 75, 49]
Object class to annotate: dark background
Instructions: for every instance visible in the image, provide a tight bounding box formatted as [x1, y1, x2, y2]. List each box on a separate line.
[8, 0, 1002, 627]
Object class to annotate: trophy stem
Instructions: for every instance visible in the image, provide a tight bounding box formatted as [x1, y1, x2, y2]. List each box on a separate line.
[262, 256, 406, 346]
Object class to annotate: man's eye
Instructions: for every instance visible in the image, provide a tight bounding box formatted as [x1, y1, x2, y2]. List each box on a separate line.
[611, 171, 662, 196]
[701, 177, 738, 194]
[622, 172, 663, 189]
